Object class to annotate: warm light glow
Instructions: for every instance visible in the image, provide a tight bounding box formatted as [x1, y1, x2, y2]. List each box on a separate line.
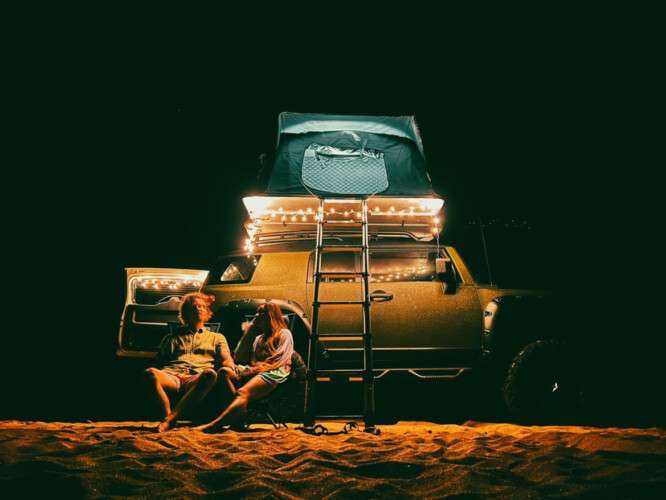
[242, 196, 273, 217]
[418, 198, 444, 213]
[240, 196, 446, 248]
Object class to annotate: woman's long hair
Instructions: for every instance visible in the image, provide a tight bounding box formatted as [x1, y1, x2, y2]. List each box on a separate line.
[255, 302, 289, 370]
[256, 302, 287, 349]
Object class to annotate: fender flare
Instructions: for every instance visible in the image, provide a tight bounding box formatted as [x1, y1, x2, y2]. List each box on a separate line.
[482, 294, 557, 362]
[221, 298, 312, 334]
[219, 298, 313, 359]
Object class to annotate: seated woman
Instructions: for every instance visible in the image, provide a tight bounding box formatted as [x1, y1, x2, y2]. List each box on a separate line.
[196, 301, 294, 432]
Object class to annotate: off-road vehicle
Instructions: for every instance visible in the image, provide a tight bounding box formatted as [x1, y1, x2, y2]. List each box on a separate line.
[118, 113, 579, 426]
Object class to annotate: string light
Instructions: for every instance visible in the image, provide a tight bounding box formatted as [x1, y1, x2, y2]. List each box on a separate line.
[240, 196, 445, 256]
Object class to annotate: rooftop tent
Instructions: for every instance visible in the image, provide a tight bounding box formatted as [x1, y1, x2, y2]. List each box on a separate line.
[265, 113, 437, 197]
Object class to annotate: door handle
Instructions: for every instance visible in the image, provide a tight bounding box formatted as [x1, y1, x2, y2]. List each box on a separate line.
[369, 290, 394, 302]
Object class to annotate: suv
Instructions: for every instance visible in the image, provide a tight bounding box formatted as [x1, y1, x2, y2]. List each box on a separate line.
[118, 113, 579, 419]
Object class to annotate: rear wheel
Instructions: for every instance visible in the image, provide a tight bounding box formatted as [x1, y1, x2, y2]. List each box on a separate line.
[502, 339, 582, 421]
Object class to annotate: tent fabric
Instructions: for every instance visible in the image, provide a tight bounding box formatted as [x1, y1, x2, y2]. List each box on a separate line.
[301, 144, 389, 195]
[278, 112, 425, 158]
[265, 113, 436, 198]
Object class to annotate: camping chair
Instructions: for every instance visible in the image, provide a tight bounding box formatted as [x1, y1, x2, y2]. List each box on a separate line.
[245, 351, 307, 429]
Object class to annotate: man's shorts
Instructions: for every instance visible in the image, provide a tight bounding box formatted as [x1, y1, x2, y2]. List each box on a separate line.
[235, 364, 291, 386]
[163, 371, 201, 393]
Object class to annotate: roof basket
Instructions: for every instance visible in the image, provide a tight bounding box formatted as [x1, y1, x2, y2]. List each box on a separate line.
[242, 196, 444, 254]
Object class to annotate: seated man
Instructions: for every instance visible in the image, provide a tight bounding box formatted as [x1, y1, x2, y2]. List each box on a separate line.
[144, 292, 236, 432]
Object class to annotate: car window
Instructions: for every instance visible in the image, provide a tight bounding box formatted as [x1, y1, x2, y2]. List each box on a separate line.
[308, 252, 360, 282]
[370, 250, 437, 283]
[206, 255, 261, 285]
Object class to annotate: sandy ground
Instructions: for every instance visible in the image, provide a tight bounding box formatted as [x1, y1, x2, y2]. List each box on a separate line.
[1, 420, 665, 499]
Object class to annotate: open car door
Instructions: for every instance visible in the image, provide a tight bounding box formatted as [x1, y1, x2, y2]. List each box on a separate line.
[118, 267, 208, 358]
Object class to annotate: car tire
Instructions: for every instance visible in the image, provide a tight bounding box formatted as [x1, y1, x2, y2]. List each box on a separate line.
[502, 339, 582, 421]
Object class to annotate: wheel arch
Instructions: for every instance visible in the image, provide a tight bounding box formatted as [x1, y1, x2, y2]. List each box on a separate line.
[483, 294, 561, 361]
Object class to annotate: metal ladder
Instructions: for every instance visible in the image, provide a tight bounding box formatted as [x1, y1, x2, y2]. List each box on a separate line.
[303, 198, 378, 434]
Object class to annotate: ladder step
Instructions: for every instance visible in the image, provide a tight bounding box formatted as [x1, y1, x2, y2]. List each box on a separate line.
[317, 332, 365, 338]
[318, 244, 367, 249]
[316, 369, 367, 376]
[322, 221, 364, 225]
[315, 301, 368, 305]
[315, 271, 367, 276]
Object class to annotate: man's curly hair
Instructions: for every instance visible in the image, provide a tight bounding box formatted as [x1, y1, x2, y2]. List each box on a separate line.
[178, 292, 215, 325]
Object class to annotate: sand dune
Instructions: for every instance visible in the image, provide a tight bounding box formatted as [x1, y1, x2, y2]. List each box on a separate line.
[1, 420, 665, 498]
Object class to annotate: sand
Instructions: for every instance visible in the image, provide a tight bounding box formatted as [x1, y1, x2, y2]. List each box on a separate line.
[1, 420, 665, 498]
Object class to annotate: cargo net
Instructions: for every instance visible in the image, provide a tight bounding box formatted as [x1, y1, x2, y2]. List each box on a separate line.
[301, 143, 389, 195]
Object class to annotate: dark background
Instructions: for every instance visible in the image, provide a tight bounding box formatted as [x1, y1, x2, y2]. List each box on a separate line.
[7, 20, 659, 425]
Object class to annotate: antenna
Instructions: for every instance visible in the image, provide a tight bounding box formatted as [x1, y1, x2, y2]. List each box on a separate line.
[478, 216, 494, 286]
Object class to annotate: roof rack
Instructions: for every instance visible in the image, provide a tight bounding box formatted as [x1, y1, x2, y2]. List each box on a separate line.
[241, 196, 444, 254]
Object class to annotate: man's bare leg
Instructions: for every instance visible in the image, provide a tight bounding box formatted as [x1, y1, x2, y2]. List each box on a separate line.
[217, 367, 238, 397]
[158, 369, 218, 432]
[144, 368, 179, 419]
[195, 375, 276, 432]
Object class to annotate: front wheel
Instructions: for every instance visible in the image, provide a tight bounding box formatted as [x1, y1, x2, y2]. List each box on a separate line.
[502, 339, 582, 421]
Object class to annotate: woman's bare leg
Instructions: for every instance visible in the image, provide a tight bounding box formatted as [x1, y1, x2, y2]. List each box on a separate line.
[158, 369, 218, 432]
[196, 375, 276, 432]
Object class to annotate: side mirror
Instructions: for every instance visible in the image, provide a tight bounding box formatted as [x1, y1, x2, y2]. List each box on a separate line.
[436, 257, 457, 294]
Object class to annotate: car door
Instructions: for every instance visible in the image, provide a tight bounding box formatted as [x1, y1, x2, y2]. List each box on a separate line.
[118, 267, 208, 358]
[307, 247, 483, 368]
[368, 248, 482, 350]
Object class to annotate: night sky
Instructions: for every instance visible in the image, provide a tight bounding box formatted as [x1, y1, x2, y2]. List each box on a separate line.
[8, 26, 659, 425]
